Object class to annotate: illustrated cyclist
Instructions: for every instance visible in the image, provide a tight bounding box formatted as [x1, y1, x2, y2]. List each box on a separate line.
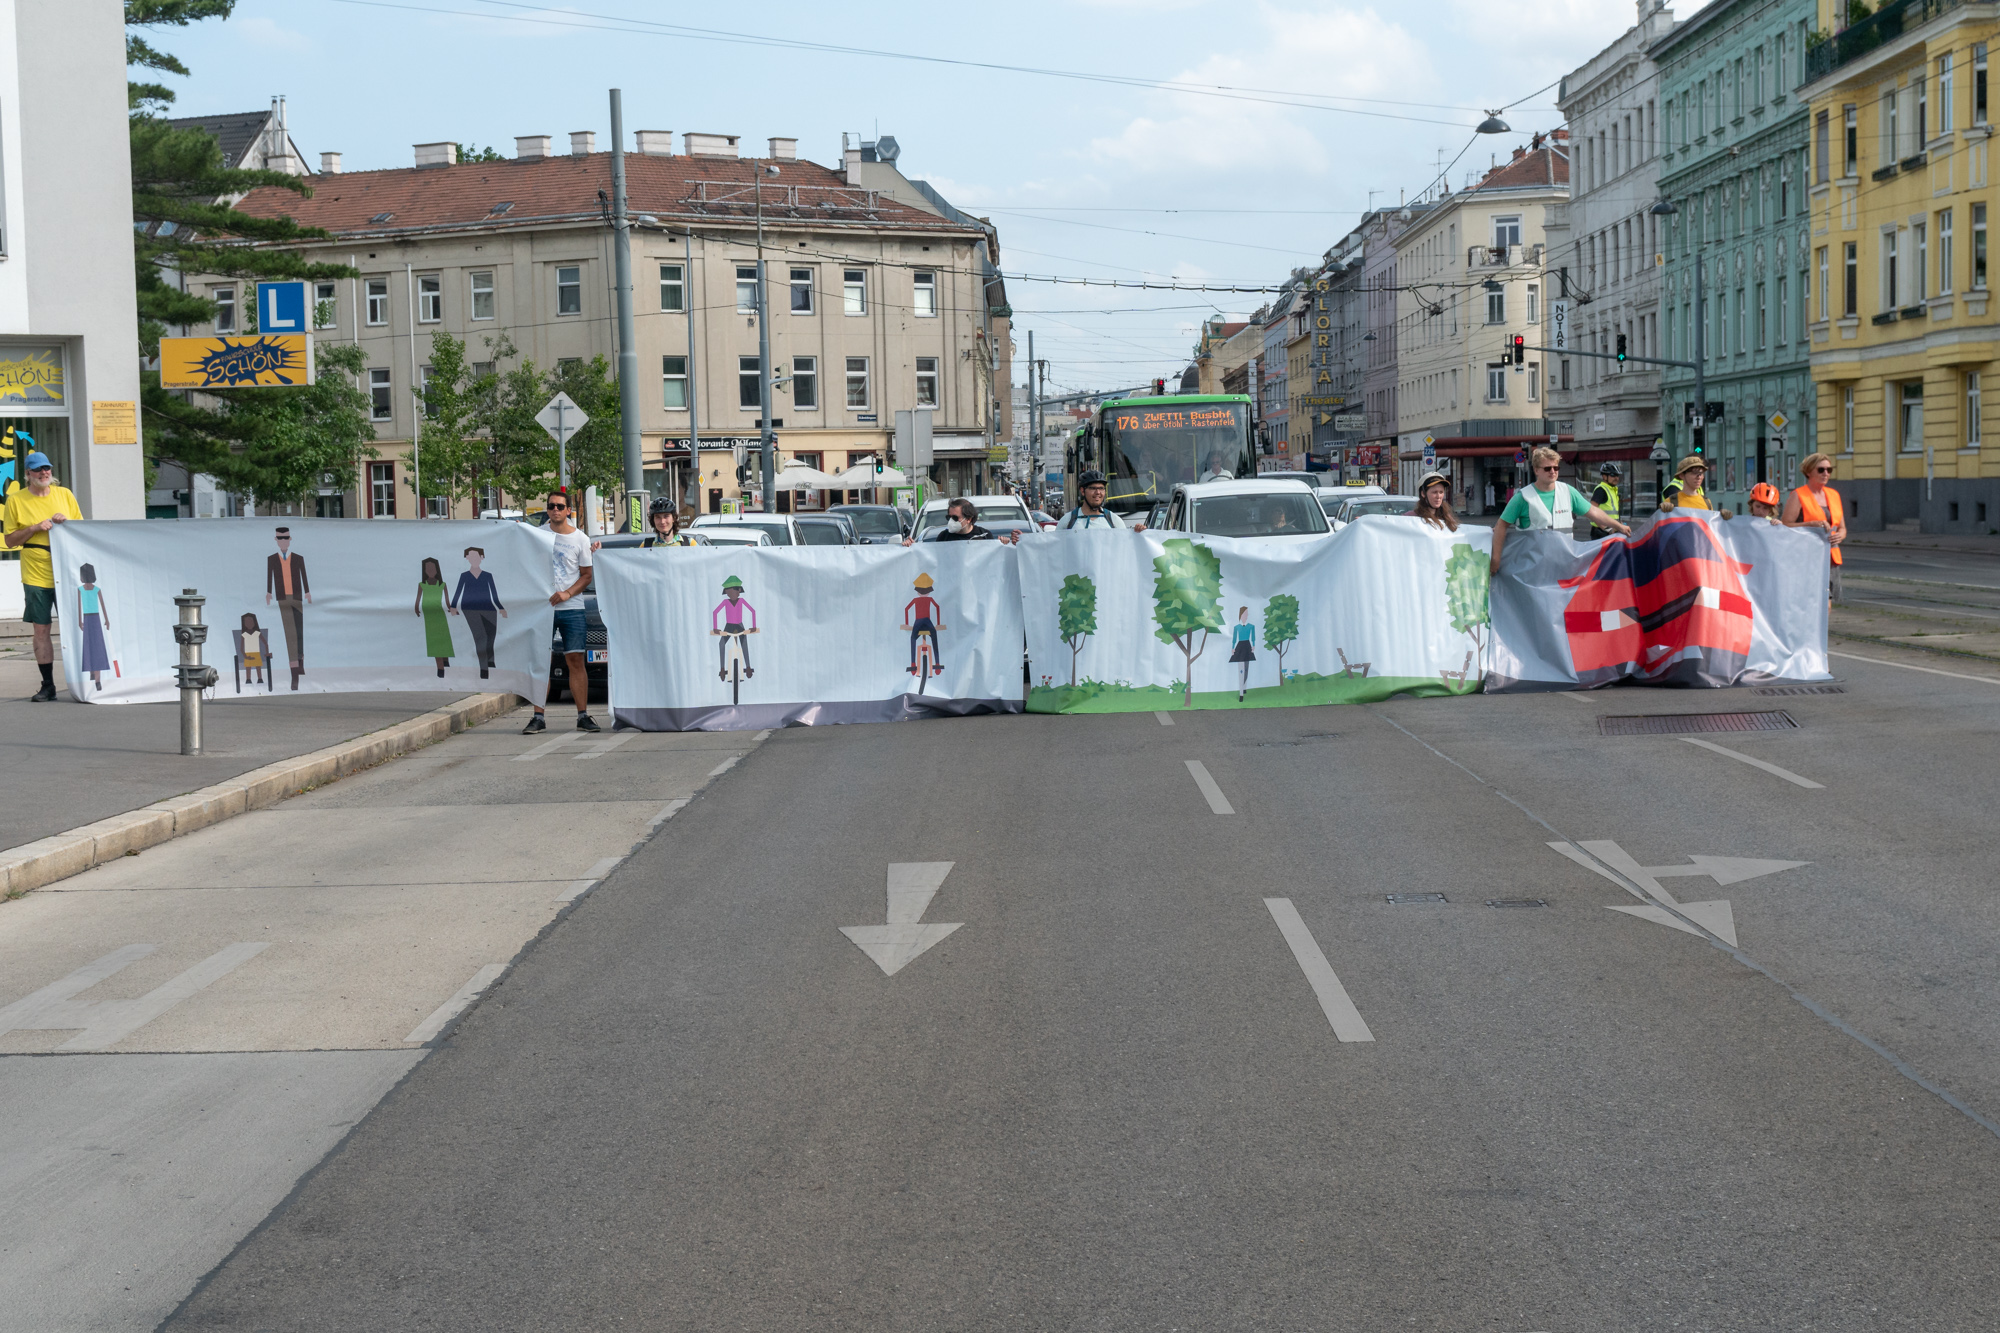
[902, 572, 945, 677]
[710, 574, 759, 679]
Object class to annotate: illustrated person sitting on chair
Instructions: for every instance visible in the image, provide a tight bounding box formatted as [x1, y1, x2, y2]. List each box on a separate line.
[710, 574, 758, 678]
[902, 572, 946, 676]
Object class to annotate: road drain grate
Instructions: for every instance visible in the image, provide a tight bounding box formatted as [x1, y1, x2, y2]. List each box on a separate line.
[1486, 898, 1547, 909]
[1752, 684, 1847, 696]
[1386, 892, 1448, 904]
[1599, 711, 1798, 736]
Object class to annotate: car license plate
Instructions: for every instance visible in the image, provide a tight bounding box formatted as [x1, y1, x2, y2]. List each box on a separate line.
[586, 650, 608, 664]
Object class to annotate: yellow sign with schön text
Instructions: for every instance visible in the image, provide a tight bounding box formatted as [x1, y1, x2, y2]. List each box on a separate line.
[159, 334, 315, 389]
[0, 346, 65, 407]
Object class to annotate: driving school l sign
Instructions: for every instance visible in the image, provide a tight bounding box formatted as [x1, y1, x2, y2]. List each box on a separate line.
[158, 334, 316, 389]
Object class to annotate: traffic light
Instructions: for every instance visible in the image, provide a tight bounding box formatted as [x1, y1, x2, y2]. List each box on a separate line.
[1511, 334, 1526, 366]
[874, 454, 885, 476]
[1153, 377, 1167, 395]
[1615, 333, 1628, 363]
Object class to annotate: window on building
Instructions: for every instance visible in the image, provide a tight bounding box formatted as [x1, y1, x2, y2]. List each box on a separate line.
[212, 286, 235, 332]
[556, 265, 581, 315]
[1917, 74, 1929, 148]
[1735, 285, 1747, 353]
[1974, 202, 1988, 289]
[1526, 282, 1539, 325]
[1844, 241, 1859, 315]
[369, 367, 392, 421]
[738, 355, 761, 409]
[1559, 358, 1570, 390]
[1940, 210, 1955, 293]
[1757, 282, 1768, 349]
[1817, 246, 1830, 320]
[469, 271, 494, 321]
[912, 270, 937, 317]
[1485, 363, 1508, 402]
[1977, 43, 1990, 124]
[662, 355, 688, 410]
[1941, 53, 1956, 133]
[1491, 215, 1522, 252]
[1815, 110, 1830, 183]
[735, 265, 758, 314]
[1916, 222, 1929, 299]
[470, 361, 494, 380]
[314, 281, 338, 329]
[1528, 363, 1540, 403]
[370, 461, 396, 518]
[1776, 275, 1789, 345]
[1843, 104, 1858, 174]
[789, 268, 813, 314]
[845, 356, 870, 408]
[1968, 372, 1983, 447]
[792, 356, 817, 409]
[1884, 229, 1900, 308]
[1900, 381, 1924, 452]
[1780, 156, 1791, 217]
[557, 357, 581, 371]
[1485, 289, 1505, 324]
[659, 263, 684, 312]
[915, 356, 939, 407]
[843, 269, 867, 315]
[418, 274, 442, 323]
[1882, 89, 1898, 163]
[366, 279, 389, 326]
[418, 364, 438, 418]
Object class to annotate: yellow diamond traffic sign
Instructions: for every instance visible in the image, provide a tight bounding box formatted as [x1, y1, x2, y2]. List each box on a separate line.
[1768, 410, 1788, 432]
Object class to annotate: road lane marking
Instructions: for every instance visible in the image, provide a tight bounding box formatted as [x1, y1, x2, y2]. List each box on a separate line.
[0, 942, 270, 1051]
[707, 754, 742, 777]
[648, 799, 689, 827]
[575, 733, 636, 760]
[1263, 898, 1373, 1042]
[404, 963, 508, 1044]
[1558, 691, 1596, 704]
[554, 856, 625, 903]
[1829, 650, 2000, 684]
[1154, 711, 1175, 725]
[755, 729, 772, 741]
[1680, 737, 1825, 789]
[841, 862, 963, 976]
[513, 731, 582, 762]
[1184, 760, 1234, 814]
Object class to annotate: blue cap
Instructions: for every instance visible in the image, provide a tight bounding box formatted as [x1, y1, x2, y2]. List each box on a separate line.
[23, 452, 50, 471]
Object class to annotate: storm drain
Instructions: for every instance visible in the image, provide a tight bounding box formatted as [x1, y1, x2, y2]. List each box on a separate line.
[1486, 898, 1548, 909]
[1752, 684, 1847, 697]
[1386, 892, 1448, 904]
[1598, 710, 1798, 736]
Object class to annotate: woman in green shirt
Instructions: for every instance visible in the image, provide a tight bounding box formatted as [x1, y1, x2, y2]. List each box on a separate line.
[415, 557, 455, 676]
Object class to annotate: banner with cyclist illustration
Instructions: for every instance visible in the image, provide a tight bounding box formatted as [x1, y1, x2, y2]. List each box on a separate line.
[50, 518, 556, 704]
[1017, 521, 1496, 713]
[594, 544, 1026, 732]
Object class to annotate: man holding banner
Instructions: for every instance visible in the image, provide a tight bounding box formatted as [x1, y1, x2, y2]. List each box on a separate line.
[1489, 447, 1627, 578]
[2, 450, 81, 701]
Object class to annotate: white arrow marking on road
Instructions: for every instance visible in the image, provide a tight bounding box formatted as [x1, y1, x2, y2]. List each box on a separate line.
[840, 862, 963, 977]
[1563, 839, 1809, 948]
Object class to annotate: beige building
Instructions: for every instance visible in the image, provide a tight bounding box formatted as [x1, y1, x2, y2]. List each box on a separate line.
[217, 131, 1009, 519]
[1389, 138, 1570, 509]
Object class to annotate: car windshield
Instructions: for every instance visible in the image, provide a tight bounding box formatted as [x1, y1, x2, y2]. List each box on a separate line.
[796, 522, 845, 546]
[916, 502, 1025, 535]
[727, 521, 791, 545]
[838, 508, 902, 536]
[1190, 492, 1330, 537]
[1342, 499, 1418, 519]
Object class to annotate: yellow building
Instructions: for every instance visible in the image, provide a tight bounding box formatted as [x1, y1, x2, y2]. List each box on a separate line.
[1803, 0, 1998, 533]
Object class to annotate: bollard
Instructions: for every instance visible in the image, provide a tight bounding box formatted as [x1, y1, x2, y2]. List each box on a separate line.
[173, 588, 219, 756]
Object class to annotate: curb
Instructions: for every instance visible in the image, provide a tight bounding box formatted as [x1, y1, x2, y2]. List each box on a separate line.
[0, 692, 520, 900]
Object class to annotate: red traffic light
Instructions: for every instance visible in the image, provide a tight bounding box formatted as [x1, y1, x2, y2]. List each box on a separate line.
[1153, 377, 1167, 394]
[1511, 334, 1526, 366]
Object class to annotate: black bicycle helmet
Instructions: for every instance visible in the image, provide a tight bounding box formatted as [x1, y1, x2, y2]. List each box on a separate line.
[1078, 469, 1109, 488]
[648, 496, 676, 516]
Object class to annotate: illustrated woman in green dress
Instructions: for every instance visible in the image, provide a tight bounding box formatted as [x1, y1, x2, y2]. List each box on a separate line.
[415, 557, 455, 675]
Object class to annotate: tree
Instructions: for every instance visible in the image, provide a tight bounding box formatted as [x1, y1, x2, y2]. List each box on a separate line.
[407, 331, 485, 510]
[1151, 538, 1223, 706]
[1263, 594, 1299, 681]
[454, 143, 507, 164]
[547, 355, 626, 497]
[1445, 542, 1491, 659]
[1057, 574, 1097, 687]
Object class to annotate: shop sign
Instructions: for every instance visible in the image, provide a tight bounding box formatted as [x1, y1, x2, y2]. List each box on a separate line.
[0, 345, 64, 408]
[159, 334, 315, 388]
[92, 400, 139, 445]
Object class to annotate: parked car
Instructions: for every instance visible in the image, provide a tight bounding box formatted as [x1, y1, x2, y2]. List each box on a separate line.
[690, 529, 773, 547]
[1031, 510, 1058, 530]
[795, 515, 860, 546]
[1328, 494, 1418, 531]
[690, 513, 804, 545]
[1258, 470, 1332, 492]
[1316, 484, 1388, 518]
[1156, 479, 1331, 541]
[828, 503, 909, 544]
[1142, 501, 1169, 531]
[909, 495, 1034, 541]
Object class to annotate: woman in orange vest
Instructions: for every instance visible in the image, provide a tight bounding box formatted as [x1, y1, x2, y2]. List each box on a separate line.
[1781, 452, 1847, 604]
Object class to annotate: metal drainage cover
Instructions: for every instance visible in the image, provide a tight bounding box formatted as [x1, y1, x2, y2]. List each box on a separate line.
[1599, 711, 1799, 736]
[1386, 892, 1448, 904]
[1752, 684, 1847, 696]
[1486, 898, 1547, 909]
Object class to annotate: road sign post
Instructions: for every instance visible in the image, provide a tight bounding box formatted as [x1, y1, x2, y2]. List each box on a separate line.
[536, 391, 589, 492]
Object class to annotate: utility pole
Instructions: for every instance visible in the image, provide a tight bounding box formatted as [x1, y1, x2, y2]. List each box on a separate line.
[609, 89, 643, 532]
[1025, 330, 1034, 502]
[685, 229, 700, 513]
[1692, 251, 1707, 458]
[755, 165, 777, 514]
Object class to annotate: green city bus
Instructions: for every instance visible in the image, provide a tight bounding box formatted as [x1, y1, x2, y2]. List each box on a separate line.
[1066, 394, 1256, 517]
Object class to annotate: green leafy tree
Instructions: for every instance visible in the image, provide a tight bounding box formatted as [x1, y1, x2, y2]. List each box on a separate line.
[547, 355, 626, 497]
[406, 331, 485, 509]
[1263, 594, 1299, 680]
[1151, 538, 1223, 706]
[454, 143, 507, 164]
[1445, 543, 1491, 656]
[1057, 574, 1097, 687]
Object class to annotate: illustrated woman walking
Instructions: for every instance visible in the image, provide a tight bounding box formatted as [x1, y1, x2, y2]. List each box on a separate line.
[1230, 605, 1256, 702]
[75, 563, 113, 691]
[415, 557, 455, 676]
[449, 546, 508, 678]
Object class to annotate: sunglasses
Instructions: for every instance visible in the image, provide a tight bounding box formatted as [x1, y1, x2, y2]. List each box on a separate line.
[1813, 466, 1834, 474]
[548, 502, 569, 510]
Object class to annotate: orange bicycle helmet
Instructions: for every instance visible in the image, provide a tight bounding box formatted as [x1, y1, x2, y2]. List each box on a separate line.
[1749, 482, 1780, 506]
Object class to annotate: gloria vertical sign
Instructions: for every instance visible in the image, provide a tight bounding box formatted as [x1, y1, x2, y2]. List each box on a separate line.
[1305, 274, 1346, 456]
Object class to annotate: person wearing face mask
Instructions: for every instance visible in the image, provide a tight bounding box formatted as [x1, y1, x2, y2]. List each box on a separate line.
[916, 497, 1020, 544]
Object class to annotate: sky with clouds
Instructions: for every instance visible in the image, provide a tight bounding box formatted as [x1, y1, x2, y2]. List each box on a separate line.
[160, 0, 1648, 396]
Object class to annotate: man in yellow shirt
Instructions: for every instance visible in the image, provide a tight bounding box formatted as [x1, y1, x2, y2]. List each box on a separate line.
[3, 450, 83, 700]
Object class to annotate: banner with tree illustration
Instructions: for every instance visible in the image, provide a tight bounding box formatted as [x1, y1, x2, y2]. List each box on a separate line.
[1018, 521, 1497, 713]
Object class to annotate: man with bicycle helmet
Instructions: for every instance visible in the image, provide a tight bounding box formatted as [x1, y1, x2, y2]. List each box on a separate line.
[902, 572, 946, 676]
[1059, 470, 1125, 529]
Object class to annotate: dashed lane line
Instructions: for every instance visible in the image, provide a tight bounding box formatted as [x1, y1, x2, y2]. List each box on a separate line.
[404, 963, 508, 1044]
[1155, 711, 1175, 726]
[512, 731, 583, 762]
[1184, 760, 1234, 814]
[708, 754, 743, 777]
[1680, 737, 1824, 789]
[649, 799, 689, 827]
[575, 733, 637, 760]
[1263, 898, 1374, 1043]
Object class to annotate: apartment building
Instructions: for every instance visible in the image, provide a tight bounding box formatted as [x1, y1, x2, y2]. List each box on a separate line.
[1801, 0, 1997, 533]
[1391, 139, 1569, 511]
[1653, 0, 1816, 516]
[1548, 0, 1679, 506]
[1259, 281, 1303, 466]
[216, 130, 1010, 517]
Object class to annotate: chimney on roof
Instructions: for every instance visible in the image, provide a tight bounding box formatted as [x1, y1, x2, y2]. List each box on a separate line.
[768, 137, 797, 161]
[684, 133, 739, 157]
[320, 151, 342, 174]
[570, 131, 595, 156]
[516, 135, 552, 159]
[1512, 145, 1526, 162]
[414, 141, 457, 169]
[634, 130, 674, 156]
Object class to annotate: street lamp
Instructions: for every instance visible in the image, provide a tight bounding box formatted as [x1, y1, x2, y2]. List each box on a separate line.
[1475, 110, 1511, 135]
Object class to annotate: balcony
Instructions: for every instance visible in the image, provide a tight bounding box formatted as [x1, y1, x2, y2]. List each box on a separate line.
[1806, 0, 1966, 83]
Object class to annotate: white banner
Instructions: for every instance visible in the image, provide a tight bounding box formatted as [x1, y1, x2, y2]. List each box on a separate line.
[596, 543, 1025, 731]
[51, 519, 555, 704]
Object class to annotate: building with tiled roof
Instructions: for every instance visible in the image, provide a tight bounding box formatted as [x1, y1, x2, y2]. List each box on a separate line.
[192, 131, 1011, 518]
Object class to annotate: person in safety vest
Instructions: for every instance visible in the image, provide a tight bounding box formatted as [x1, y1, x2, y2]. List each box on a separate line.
[1782, 452, 1847, 604]
[1490, 446, 1628, 577]
[1661, 455, 1711, 510]
[1589, 462, 1622, 538]
[902, 572, 946, 675]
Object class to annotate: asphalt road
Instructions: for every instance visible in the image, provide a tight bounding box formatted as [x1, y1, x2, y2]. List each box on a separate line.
[141, 648, 2000, 1331]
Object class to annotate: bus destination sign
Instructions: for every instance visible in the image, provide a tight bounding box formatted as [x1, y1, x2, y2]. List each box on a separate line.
[1111, 405, 1239, 432]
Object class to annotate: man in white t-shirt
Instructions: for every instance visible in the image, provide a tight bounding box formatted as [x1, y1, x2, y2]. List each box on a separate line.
[524, 490, 599, 734]
[1059, 471, 1127, 530]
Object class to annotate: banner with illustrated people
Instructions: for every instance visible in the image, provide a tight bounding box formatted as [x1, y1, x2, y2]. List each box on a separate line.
[1017, 521, 1498, 713]
[51, 519, 556, 704]
[1484, 511, 1834, 691]
[593, 544, 1025, 731]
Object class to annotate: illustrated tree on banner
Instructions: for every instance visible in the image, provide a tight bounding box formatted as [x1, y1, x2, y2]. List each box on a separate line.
[1443, 543, 1491, 690]
[1263, 594, 1299, 682]
[1058, 574, 1097, 688]
[1152, 538, 1223, 706]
